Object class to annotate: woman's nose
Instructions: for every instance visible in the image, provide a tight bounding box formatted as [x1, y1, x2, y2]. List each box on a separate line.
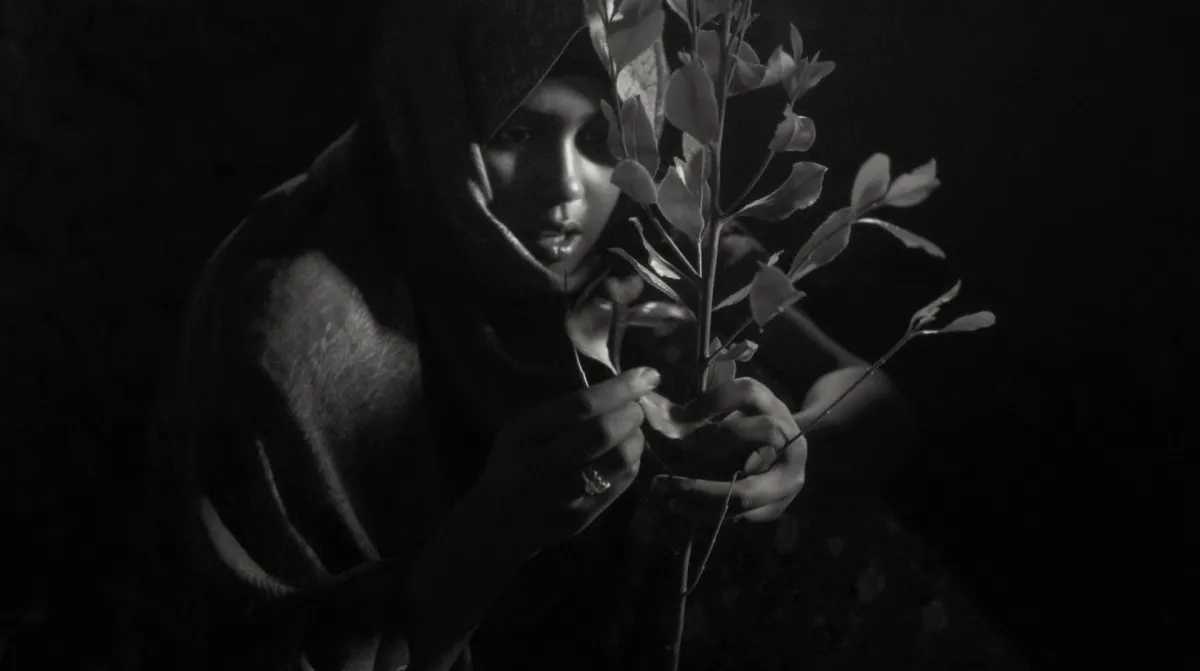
[543, 140, 586, 203]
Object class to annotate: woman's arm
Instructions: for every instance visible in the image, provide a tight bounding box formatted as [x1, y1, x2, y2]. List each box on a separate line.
[190, 448, 535, 671]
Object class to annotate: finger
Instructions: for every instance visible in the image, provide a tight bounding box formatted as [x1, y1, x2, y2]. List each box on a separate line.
[693, 415, 795, 458]
[676, 377, 791, 425]
[591, 428, 645, 490]
[731, 500, 790, 524]
[545, 401, 645, 470]
[512, 367, 660, 441]
[653, 470, 796, 519]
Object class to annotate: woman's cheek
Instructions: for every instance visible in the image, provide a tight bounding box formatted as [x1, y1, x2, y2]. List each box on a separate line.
[482, 150, 518, 192]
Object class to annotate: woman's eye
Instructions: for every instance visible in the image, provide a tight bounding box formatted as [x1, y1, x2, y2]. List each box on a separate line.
[496, 127, 534, 145]
[579, 127, 608, 147]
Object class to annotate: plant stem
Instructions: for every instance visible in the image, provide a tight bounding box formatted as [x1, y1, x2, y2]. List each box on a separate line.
[685, 470, 741, 595]
[707, 211, 878, 365]
[706, 314, 755, 365]
[774, 332, 913, 457]
[671, 533, 693, 671]
[672, 13, 737, 671]
[642, 205, 701, 279]
[698, 12, 734, 363]
[727, 105, 786, 214]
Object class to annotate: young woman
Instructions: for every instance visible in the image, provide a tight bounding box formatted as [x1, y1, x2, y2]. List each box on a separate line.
[178, 3, 1015, 670]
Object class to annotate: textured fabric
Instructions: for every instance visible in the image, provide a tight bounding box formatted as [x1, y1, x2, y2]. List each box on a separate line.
[179, 3, 674, 669]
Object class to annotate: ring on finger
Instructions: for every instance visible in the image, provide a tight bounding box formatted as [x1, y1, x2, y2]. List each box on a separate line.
[580, 464, 612, 496]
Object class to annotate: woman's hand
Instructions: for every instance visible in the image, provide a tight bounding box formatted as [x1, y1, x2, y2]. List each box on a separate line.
[652, 377, 807, 524]
[476, 366, 661, 554]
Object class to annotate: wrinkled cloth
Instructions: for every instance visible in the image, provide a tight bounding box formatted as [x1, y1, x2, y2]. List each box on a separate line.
[178, 2, 675, 669]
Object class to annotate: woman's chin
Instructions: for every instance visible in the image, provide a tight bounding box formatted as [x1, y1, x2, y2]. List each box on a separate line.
[541, 249, 600, 288]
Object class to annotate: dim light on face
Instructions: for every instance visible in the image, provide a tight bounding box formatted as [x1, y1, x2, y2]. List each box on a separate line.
[481, 75, 622, 279]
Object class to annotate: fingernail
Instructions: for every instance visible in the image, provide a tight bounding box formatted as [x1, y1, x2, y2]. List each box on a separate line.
[640, 368, 661, 389]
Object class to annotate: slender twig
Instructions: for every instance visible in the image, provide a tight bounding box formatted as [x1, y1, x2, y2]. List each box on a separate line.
[671, 534, 693, 671]
[644, 443, 678, 477]
[705, 210, 882, 365]
[705, 314, 755, 365]
[773, 331, 913, 458]
[571, 346, 591, 389]
[685, 470, 741, 595]
[698, 13, 735, 363]
[642, 204, 701, 279]
[727, 106, 785, 214]
[672, 12, 738, 671]
[610, 308, 627, 373]
[689, 0, 699, 50]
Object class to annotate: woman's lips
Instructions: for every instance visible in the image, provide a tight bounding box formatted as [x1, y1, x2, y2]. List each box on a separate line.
[535, 229, 583, 262]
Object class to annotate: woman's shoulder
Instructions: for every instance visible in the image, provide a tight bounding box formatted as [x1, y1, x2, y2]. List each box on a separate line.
[183, 156, 422, 393]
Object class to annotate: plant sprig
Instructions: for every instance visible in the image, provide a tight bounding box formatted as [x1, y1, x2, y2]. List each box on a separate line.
[569, 3, 994, 668]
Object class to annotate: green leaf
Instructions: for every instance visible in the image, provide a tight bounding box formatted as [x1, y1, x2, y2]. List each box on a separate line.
[719, 232, 765, 266]
[784, 56, 836, 101]
[749, 265, 805, 327]
[884, 159, 940, 208]
[713, 280, 752, 311]
[709, 358, 737, 387]
[609, 247, 687, 304]
[733, 161, 827, 222]
[695, 29, 723, 76]
[585, 10, 612, 73]
[627, 300, 697, 329]
[657, 165, 704, 242]
[600, 100, 625, 161]
[666, 0, 735, 28]
[715, 339, 759, 363]
[608, 1, 666, 73]
[639, 391, 705, 440]
[855, 217, 946, 259]
[620, 96, 659, 175]
[910, 280, 962, 329]
[665, 59, 721, 145]
[929, 310, 996, 334]
[604, 274, 645, 306]
[789, 24, 804, 61]
[788, 207, 853, 280]
[851, 153, 891, 213]
[631, 218, 684, 280]
[612, 159, 658, 204]
[768, 111, 816, 153]
[804, 57, 836, 89]
[681, 139, 709, 195]
[758, 46, 796, 89]
[566, 299, 617, 374]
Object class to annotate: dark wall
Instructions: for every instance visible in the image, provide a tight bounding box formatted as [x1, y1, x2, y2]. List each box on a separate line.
[0, 1, 1178, 668]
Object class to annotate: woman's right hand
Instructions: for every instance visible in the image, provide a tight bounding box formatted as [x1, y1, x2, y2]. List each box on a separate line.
[476, 366, 661, 554]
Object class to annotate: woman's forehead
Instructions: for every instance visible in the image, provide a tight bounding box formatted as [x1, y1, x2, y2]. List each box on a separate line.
[516, 76, 607, 117]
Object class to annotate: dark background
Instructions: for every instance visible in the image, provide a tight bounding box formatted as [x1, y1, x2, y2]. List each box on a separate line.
[0, 0, 1184, 669]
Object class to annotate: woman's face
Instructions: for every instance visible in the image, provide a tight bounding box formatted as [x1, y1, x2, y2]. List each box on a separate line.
[481, 75, 622, 279]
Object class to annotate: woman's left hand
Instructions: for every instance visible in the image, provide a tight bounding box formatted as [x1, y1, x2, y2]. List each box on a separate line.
[651, 377, 807, 524]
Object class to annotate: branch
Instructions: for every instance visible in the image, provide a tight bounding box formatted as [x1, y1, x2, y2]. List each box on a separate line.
[671, 533, 693, 671]
[727, 106, 785, 214]
[642, 204, 701, 279]
[773, 330, 913, 458]
[685, 470, 741, 595]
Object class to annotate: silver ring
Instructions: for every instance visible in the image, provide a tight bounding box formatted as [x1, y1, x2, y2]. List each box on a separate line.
[580, 464, 612, 496]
